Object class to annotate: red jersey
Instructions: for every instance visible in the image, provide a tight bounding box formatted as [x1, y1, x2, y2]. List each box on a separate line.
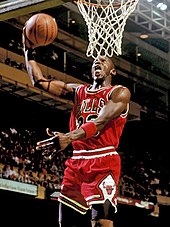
[69, 84, 129, 151]
[59, 84, 129, 214]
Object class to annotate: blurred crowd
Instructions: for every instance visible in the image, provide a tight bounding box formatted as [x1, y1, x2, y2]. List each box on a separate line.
[0, 127, 169, 203]
[0, 128, 71, 197]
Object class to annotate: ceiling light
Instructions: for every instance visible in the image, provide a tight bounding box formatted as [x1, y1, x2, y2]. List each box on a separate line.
[71, 19, 76, 24]
[156, 3, 167, 10]
[140, 34, 149, 39]
[137, 52, 142, 57]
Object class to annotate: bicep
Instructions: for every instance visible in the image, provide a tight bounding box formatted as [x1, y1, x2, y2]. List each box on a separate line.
[94, 87, 131, 130]
[94, 100, 124, 130]
[40, 80, 77, 99]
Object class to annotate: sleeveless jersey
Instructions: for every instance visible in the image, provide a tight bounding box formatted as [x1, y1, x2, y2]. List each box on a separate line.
[69, 84, 129, 151]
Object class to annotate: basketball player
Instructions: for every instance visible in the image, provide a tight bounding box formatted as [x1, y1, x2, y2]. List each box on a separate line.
[23, 33, 131, 227]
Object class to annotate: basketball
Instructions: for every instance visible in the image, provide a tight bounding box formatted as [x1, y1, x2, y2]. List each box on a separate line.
[24, 13, 58, 47]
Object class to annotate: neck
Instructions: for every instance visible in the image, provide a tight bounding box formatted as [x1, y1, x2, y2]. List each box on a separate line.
[91, 78, 111, 90]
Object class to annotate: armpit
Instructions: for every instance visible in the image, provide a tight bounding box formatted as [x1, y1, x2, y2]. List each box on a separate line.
[60, 84, 75, 101]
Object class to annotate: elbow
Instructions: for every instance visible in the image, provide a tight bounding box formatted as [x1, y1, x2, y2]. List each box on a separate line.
[95, 119, 108, 132]
[34, 80, 43, 89]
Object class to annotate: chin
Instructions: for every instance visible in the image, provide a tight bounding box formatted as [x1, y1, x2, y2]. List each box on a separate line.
[95, 77, 104, 84]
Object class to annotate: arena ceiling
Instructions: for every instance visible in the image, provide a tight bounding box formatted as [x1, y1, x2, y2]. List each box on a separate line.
[0, 0, 169, 56]
[0, 0, 169, 120]
[0, 0, 169, 40]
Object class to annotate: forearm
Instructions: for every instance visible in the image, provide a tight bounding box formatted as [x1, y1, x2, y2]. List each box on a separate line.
[66, 121, 97, 144]
[24, 48, 44, 85]
[24, 49, 67, 96]
[66, 127, 86, 143]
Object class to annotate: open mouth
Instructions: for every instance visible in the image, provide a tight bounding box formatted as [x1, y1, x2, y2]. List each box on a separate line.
[95, 65, 101, 73]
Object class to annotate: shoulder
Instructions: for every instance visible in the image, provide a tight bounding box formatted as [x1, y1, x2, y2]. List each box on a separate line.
[74, 83, 90, 93]
[109, 85, 131, 103]
[67, 83, 82, 91]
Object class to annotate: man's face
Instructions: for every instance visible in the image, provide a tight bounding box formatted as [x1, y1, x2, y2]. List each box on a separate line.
[91, 56, 115, 81]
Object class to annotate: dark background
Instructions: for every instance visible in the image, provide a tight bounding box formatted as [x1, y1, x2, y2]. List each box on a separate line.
[0, 190, 169, 227]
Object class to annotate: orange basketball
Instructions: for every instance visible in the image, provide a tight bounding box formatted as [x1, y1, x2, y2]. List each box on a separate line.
[24, 13, 58, 47]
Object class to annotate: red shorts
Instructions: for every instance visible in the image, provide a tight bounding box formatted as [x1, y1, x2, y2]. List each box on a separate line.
[58, 148, 121, 214]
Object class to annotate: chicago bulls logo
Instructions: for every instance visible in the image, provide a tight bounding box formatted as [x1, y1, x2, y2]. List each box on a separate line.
[103, 182, 114, 195]
[99, 174, 116, 202]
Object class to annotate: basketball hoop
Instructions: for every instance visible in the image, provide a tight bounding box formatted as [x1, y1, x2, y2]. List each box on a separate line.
[74, 0, 139, 59]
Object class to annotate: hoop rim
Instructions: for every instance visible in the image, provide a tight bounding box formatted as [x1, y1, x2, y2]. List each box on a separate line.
[74, 0, 138, 8]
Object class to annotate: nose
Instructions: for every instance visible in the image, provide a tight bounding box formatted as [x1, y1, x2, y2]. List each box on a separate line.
[95, 60, 100, 65]
[94, 58, 102, 65]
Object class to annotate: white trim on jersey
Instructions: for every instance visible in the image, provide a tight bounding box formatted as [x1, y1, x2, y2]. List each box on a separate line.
[73, 146, 115, 153]
[72, 146, 118, 159]
[72, 151, 118, 159]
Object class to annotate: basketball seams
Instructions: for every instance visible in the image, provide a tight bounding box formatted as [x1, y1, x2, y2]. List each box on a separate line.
[35, 14, 40, 45]
[45, 16, 57, 45]
[43, 15, 50, 45]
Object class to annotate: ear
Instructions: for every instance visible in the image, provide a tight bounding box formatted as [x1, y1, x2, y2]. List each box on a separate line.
[110, 68, 116, 76]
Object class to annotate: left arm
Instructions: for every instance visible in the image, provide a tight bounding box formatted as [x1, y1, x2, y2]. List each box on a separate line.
[37, 86, 131, 151]
[94, 86, 130, 131]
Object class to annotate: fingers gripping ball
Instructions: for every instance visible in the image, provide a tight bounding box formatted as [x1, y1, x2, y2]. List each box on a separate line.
[24, 13, 58, 47]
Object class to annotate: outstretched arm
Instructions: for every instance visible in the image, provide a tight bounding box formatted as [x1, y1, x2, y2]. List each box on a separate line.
[23, 29, 79, 99]
[37, 86, 131, 151]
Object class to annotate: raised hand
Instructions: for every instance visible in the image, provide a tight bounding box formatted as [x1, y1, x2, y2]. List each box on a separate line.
[22, 26, 37, 50]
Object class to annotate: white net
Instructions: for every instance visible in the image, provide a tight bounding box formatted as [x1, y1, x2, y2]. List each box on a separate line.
[75, 0, 139, 59]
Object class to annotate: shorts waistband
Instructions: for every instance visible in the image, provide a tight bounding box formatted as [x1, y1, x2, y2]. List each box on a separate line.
[72, 146, 118, 159]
